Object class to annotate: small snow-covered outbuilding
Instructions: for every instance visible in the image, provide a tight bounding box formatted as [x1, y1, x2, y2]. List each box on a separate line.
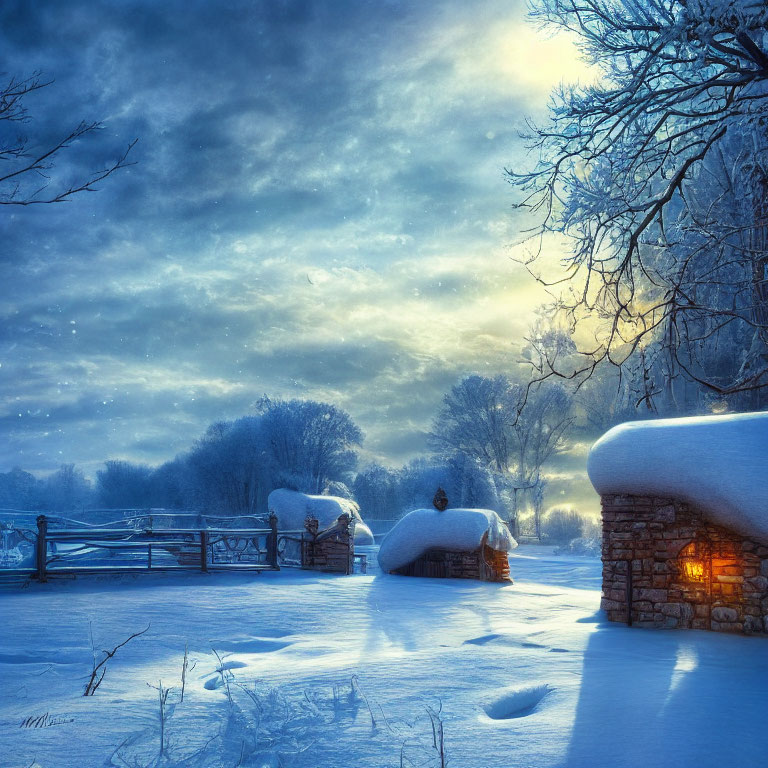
[267, 488, 375, 545]
[588, 412, 768, 635]
[377, 507, 517, 582]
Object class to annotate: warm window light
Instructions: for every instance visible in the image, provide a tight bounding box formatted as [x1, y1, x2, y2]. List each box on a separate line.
[682, 558, 704, 581]
[680, 543, 705, 582]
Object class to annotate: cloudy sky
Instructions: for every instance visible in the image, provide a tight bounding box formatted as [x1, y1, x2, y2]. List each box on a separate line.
[0, 0, 590, 477]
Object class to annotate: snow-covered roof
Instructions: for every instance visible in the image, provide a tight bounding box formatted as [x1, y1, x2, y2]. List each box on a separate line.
[587, 412, 768, 542]
[377, 507, 517, 573]
[267, 488, 374, 544]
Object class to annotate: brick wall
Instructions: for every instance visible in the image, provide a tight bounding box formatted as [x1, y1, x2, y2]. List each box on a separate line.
[601, 495, 768, 635]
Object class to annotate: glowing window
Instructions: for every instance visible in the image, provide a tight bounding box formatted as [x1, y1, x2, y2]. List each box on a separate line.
[679, 542, 706, 582]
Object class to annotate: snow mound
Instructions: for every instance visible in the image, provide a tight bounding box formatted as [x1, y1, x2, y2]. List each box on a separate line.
[587, 412, 768, 542]
[209, 637, 292, 654]
[377, 507, 517, 573]
[267, 488, 374, 545]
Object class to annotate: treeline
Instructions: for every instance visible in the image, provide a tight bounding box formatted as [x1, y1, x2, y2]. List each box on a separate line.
[5, 347, 765, 523]
[0, 397, 362, 515]
[0, 464, 93, 513]
[1, 372, 577, 532]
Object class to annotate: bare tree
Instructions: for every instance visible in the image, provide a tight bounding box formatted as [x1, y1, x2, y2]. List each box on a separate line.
[0, 72, 135, 206]
[510, 0, 768, 398]
[258, 397, 363, 494]
[430, 375, 516, 475]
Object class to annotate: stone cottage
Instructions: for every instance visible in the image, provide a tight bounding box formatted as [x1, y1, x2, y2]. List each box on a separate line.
[377, 506, 517, 582]
[588, 412, 768, 635]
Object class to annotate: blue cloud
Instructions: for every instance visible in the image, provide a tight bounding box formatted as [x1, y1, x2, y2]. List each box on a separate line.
[0, 0, 556, 473]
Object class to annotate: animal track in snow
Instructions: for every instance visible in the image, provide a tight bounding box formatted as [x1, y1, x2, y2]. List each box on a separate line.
[483, 684, 552, 720]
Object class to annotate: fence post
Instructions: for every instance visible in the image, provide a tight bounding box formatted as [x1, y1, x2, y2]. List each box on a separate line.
[36, 515, 48, 582]
[268, 512, 279, 569]
[200, 530, 208, 572]
[303, 516, 319, 570]
[344, 514, 356, 575]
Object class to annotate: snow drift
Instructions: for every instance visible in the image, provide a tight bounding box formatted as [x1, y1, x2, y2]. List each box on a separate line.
[587, 411, 768, 542]
[377, 507, 517, 573]
[267, 488, 374, 545]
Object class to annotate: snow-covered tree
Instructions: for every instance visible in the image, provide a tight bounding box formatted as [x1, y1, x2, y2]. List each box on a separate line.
[511, 0, 768, 397]
[41, 464, 92, 512]
[0, 466, 41, 509]
[96, 460, 153, 509]
[430, 375, 516, 475]
[258, 397, 363, 495]
[149, 458, 193, 510]
[353, 463, 401, 520]
[446, 453, 501, 511]
[185, 417, 268, 515]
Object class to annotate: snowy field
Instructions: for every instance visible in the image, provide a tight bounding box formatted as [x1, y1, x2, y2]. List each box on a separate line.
[1, 546, 765, 768]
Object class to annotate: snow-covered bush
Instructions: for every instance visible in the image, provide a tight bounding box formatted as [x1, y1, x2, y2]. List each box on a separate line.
[540, 508, 584, 543]
[112, 654, 450, 768]
[553, 537, 602, 558]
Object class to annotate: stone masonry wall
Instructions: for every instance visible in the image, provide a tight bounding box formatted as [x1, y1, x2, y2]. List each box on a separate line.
[601, 495, 768, 635]
[302, 514, 355, 574]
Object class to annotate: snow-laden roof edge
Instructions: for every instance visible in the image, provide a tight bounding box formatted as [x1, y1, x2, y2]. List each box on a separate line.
[377, 507, 517, 573]
[587, 411, 768, 542]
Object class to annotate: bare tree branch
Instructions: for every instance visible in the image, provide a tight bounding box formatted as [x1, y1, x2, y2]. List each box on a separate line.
[0, 72, 136, 207]
[508, 0, 768, 401]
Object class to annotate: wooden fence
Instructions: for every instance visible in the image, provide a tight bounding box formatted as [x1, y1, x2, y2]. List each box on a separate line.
[4, 514, 281, 580]
[1, 511, 362, 580]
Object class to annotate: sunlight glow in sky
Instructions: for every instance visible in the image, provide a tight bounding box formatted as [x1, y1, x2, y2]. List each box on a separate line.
[0, 0, 589, 475]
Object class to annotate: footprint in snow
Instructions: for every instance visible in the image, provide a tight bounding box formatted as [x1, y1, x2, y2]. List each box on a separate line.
[482, 684, 552, 720]
[203, 676, 225, 691]
[216, 660, 248, 672]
